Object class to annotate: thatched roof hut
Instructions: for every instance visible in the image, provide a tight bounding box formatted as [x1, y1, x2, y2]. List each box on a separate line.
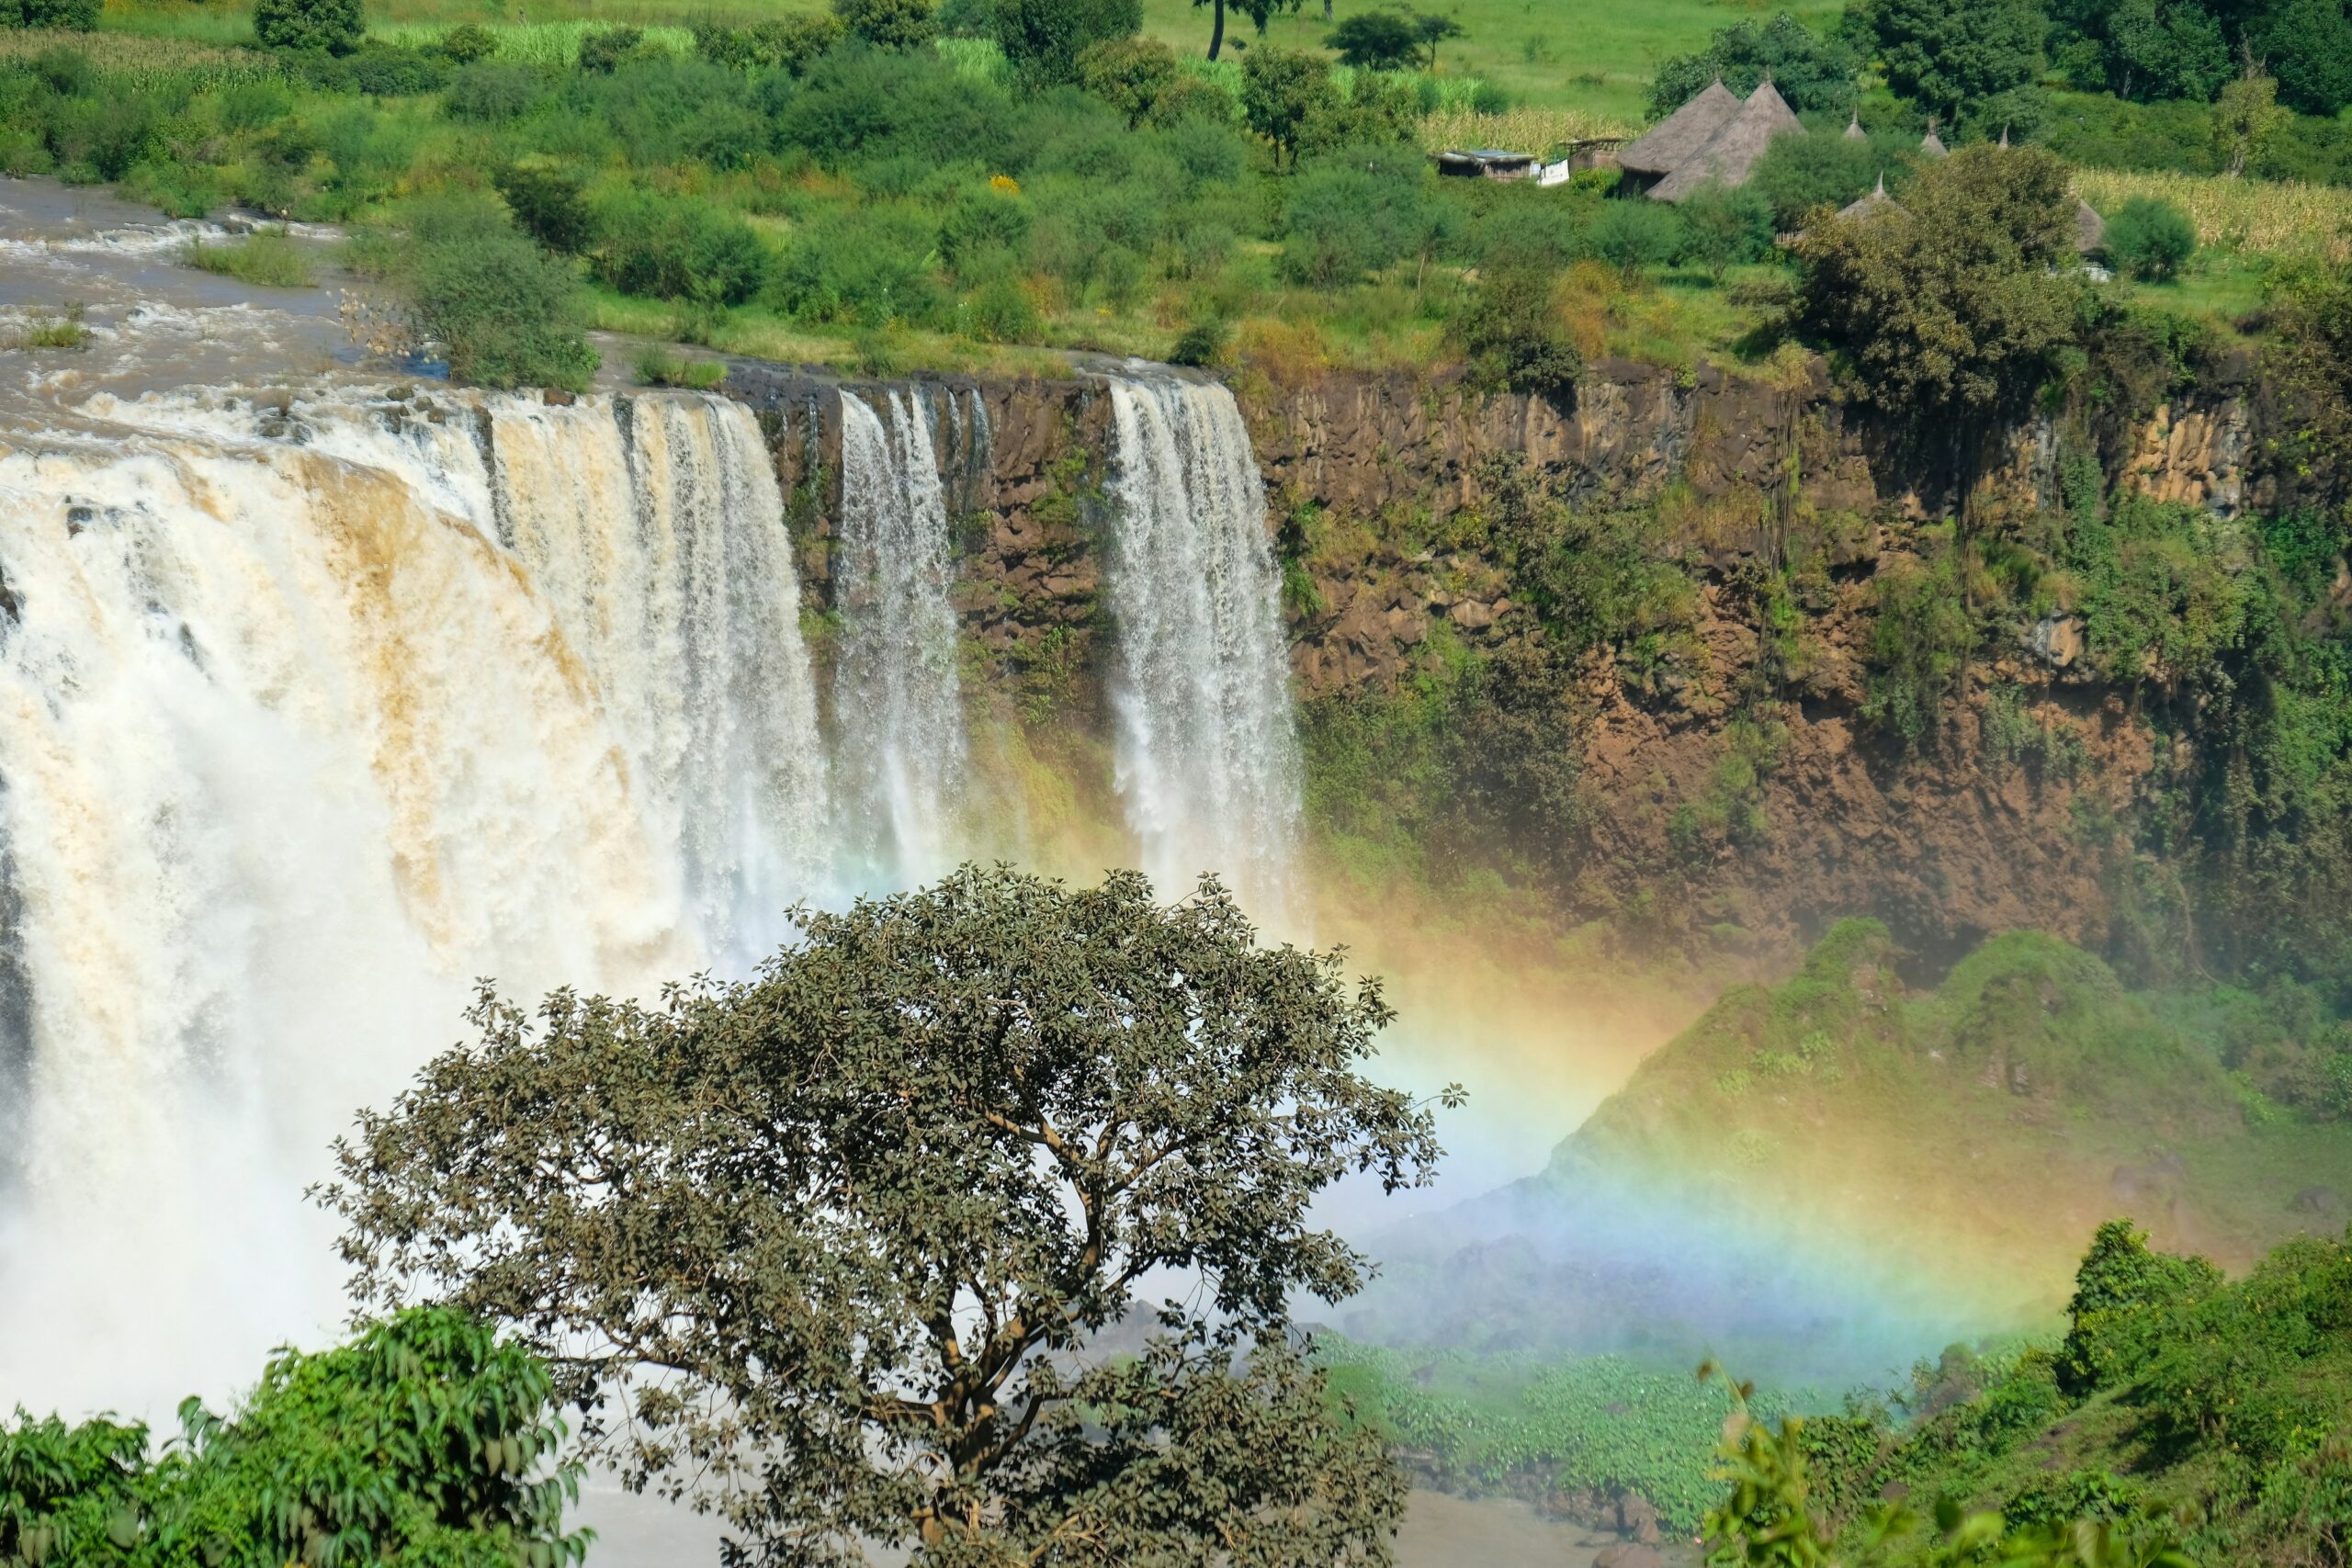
[1919, 126, 1949, 158]
[2074, 197, 2106, 254]
[1838, 173, 1895, 221]
[1617, 77, 1740, 178]
[1843, 112, 1866, 141]
[1648, 80, 1803, 203]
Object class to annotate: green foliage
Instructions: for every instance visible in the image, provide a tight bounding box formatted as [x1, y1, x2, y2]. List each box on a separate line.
[434, 23, 499, 65]
[1679, 179, 1776, 279]
[1749, 126, 1907, 229]
[0, 1309, 582, 1568]
[492, 164, 595, 255]
[1797, 145, 2080, 439]
[2064, 493, 2246, 685]
[1075, 34, 1175, 125]
[1169, 316, 1229, 366]
[1326, 10, 1421, 71]
[574, 26, 651, 73]
[694, 15, 842, 73]
[1279, 141, 1437, 286]
[323, 865, 1440, 1567]
[990, 0, 1139, 86]
[1239, 43, 1329, 165]
[252, 0, 363, 55]
[1585, 197, 1687, 279]
[10, 0, 96, 32]
[2255, 0, 2352, 115]
[392, 195, 597, 392]
[835, 0, 939, 51]
[1647, 12, 1860, 118]
[1856, 0, 2047, 130]
[441, 61, 547, 123]
[181, 231, 315, 287]
[1860, 538, 1974, 748]
[2057, 1220, 2224, 1393]
[2049, 0, 2231, 103]
[2102, 195, 2195, 280]
[1325, 1342, 1817, 1533]
[592, 189, 771, 306]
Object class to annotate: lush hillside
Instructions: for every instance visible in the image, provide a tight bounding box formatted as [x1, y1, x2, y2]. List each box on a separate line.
[1758, 1223, 2352, 1567]
[1344, 923, 2352, 1375]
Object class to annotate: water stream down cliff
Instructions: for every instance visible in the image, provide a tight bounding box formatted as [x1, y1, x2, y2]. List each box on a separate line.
[0, 373, 1300, 1415]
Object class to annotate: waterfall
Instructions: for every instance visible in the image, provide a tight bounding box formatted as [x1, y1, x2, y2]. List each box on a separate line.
[831, 389, 967, 885]
[1102, 374, 1304, 919]
[0, 388, 827, 1414]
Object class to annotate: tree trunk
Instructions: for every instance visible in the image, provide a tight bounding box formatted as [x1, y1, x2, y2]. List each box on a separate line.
[1207, 0, 1226, 60]
[1323, 0, 1332, 20]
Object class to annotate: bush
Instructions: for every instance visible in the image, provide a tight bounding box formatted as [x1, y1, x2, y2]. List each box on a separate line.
[1454, 264, 1581, 401]
[836, 0, 938, 51]
[1076, 34, 1175, 124]
[594, 189, 773, 306]
[695, 15, 842, 73]
[1169, 317, 1228, 366]
[393, 193, 597, 390]
[435, 22, 499, 63]
[345, 43, 446, 96]
[1679, 180, 1775, 279]
[444, 61, 548, 122]
[992, 0, 1140, 86]
[578, 25, 652, 73]
[2103, 194, 2196, 281]
[253, 0, 364, 54]
[14, 0, 97, 30]
[1585, 198, 1686, 279]
[182, 232, 317, 288]
[1279, 142, 1437, 286]
[493, 163, 597, 254]
[1748, 127, 1895, 229]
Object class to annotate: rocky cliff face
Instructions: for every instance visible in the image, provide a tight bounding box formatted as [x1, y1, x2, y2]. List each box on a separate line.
[723, 355, 2262, 973]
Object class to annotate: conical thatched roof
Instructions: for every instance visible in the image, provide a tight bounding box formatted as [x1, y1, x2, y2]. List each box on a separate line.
[1920, 126, 1949, 158]
[2074, 197, 2106, 254]
[1843, 112, 1866, 141]
[1617, 77, 1740, 176]
[1648, 80, 1803, 203]
[1838, 172, 1894, 221]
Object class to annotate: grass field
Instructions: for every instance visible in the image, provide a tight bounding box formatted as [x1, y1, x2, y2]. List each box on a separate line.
[99, 0, 1838, 122]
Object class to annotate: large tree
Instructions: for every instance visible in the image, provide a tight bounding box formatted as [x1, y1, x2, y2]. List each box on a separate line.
[1858, 0, 2046, 128]
[1648, 13, 1861, 118]
[1793, 143, 2082, 519]
[2049, 0, 2232, 101]
[324, 866, 1447, 1567]
[991, 0, 1141, 85]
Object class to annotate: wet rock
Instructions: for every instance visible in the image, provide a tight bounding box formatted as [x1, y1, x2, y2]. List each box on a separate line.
[1594, 1547, 1667, 1568]
[544, 389, 576, 407]
[1616, 1492, 1662, 1546]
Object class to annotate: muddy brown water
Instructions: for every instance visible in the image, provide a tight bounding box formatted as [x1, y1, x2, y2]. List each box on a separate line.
[575, 1483, 1690, 1567]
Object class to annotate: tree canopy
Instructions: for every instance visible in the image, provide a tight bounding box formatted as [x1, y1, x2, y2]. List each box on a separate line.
[1794, 143, 2081, 438]
[1856, 0, 2047, 134]
[1647, 13, 1860, 118]
[1193, 0, 1301, 62]
[323, 865, 1447, 1567]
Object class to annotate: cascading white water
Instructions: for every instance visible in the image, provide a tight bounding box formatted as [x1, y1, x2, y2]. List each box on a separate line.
[1102, 375, 1304, 919]
[0, 387, 827, 1415]
[831, 389, 967, 885]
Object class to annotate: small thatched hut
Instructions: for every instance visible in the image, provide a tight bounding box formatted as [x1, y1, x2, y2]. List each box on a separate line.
[1838, 173, 1895, 222]
[2073, 197, 2107, 254]
[1616, 77, 1740, 189]
[1919, 126, 1949, 158]
[1647, 80, 1803, 203]
[1843, 112, 1866, 141]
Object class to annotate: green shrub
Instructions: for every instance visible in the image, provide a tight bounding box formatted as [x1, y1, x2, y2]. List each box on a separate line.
[1860, 540, 1974, 748]
[1075, 33, 1174, 124]
[444, 61, 548, 122]
[182, 231, 317, 288]
[836, 0, 938, 51]
[435, 22, 499, 63]
[633, 347, 727, 387]
[2103, 194, 2196, 280]
[398, 196, 598, 390]
[1279, 142, 1437, 287]
[493, 163, 597, 254]
[253, 0, 363, 54]
[991, 0, 1138, 86]
[695, 15, 842, 73]
[342, 43, 445, 95]
[2058, 1218, 2222, 1393]
[14, 0, 97, 30]
[1453, 264, 1581, 401]
[1748, 126, 1894, 229]
[576, 25, 650, 73]
[963, 272, 1039, 340]
[1169, 317, 1227, 366]
[1585, 197, 1686, 279]
[1678, 179, 1775, 279]
[594, 189, 773, 306]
